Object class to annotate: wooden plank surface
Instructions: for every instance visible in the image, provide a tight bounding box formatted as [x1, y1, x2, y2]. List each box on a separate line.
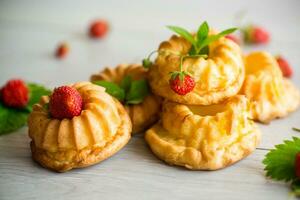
[0, 0, 299, 199]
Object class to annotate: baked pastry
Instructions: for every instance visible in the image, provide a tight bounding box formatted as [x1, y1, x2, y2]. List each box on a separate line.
[28, 82, 131, 172]
[145, 95, 260, 170]
[91, 64, 161, 134]
[148, 33, 245, 105]
[240, 51, 300, 123]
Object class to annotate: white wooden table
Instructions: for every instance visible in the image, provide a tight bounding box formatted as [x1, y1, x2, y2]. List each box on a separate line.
[0, 1, 299, 199]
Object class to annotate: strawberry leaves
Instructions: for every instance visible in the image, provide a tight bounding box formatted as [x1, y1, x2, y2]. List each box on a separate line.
[263, 137, 300, 182]
[263, 137, 300, 196]
[167, 21, 237, 56]
[0, 82, 50, 135]
[93, 76, 149, 105]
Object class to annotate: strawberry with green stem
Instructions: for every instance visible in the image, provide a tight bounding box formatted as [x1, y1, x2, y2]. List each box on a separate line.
[169, 55, 196, 95]
[0, 79, 50, 135]
[242, 25, 270, 45]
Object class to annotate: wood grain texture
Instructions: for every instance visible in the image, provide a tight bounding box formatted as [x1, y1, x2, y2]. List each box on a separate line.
[0, 0, 299, 199]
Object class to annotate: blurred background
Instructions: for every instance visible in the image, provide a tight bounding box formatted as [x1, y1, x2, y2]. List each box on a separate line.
[0, 0, 299, 88]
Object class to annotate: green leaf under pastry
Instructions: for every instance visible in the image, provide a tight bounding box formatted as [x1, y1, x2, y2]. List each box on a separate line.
[93, 80, 125, 101]
[0, 102, 28, 135]
[125, 79, 149, 105]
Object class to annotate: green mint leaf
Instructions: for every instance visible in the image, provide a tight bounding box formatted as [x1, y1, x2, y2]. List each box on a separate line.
[93, 81, 125, 101]
[26, 83, 51, 112]
[218, 27, 238, 36]
[196, 21, 209, 45]
[199, 27, 237, 50]
[263, 137, 300, 182]
[0, 102, 28, 135]
[120, 75, 132, 93]
[125, 79, 149, 104]
[167, 26, 196, 46]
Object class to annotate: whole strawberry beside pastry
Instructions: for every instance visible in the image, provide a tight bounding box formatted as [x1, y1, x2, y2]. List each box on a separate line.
[0, 79, 50, 135]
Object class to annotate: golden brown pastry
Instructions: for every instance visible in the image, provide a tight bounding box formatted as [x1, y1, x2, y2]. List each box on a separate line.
[28, 82, 131, 172]
[91, 64, 161, 134]
[145, 95, 260, 170]
[148, 33, 245, 105]
[240, 51, 300, 123]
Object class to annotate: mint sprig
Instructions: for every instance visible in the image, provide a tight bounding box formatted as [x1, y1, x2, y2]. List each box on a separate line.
[93, 76, 149, 105]
[0, 82, 51, 135]
[167, 21, 237, 55]
[143, 21, 236, 70]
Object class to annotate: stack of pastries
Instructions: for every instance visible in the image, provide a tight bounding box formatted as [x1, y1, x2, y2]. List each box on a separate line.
[28, 23, 300, 172]
[145, 33, 261, 170]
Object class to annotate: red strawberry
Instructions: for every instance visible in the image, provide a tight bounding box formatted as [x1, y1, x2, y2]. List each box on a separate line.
[225, 34, 240, 45]
[244, 25, 270, 44]
[295, 152, 300, 178]
[89, 20, 109, 39]
[276, 55, 293, 78]
[49, 86, 83, 119]
[55, 43, 69, 59]
[0, 79, 29, 108]
[169, 72, 195, 95]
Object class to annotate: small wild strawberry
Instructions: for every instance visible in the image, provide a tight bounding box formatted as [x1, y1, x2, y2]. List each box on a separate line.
[169, 72, 195, 95]
[49, 86, 83, 119]
[295, 153, 300, 178]
[243, 25, 270, 45]
[0, 79, 29, 108]
[276, 55, 293, 78]
[55, 43, 69, 59]
[225, 34, 240, 45]
[89, 20, 109, 39]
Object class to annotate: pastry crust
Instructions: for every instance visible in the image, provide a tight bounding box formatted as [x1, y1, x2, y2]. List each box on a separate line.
[28, 82, 132, 172]
[240, 52, 300, 123]
[91, 64, 161, 134]
[148, 33, 245, 105]
[145, 95, 260, 170]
